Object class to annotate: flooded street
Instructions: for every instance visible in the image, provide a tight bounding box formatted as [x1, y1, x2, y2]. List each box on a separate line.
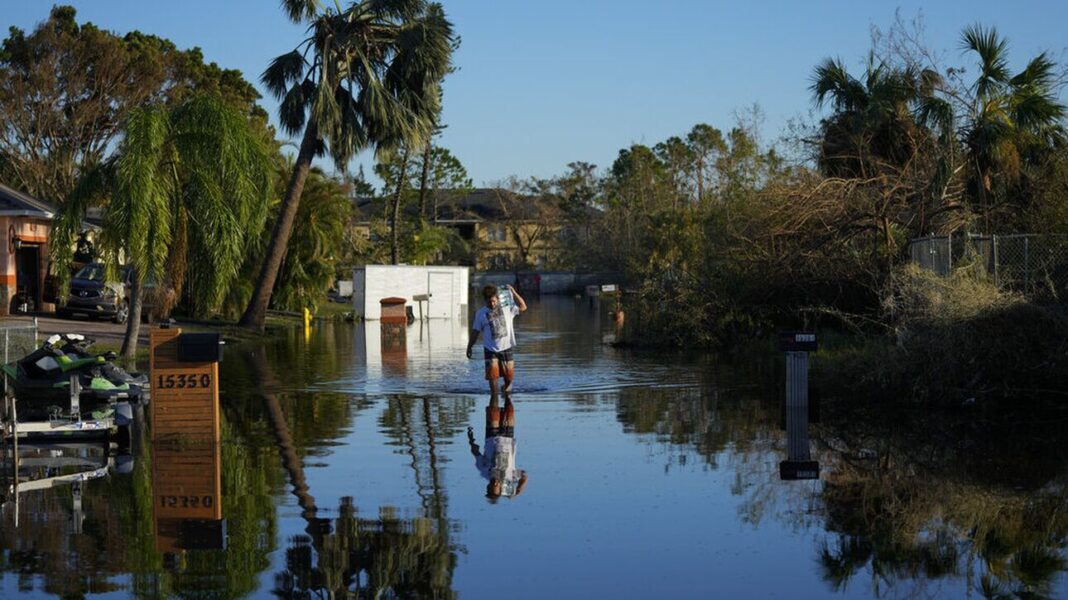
[2, 296, 1067, 598]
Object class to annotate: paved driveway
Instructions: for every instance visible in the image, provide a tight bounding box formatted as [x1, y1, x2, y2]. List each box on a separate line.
[1, 314, 149, 346]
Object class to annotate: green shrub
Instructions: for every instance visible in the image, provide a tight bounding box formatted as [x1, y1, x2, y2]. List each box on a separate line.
[825, 264, 1068, 403]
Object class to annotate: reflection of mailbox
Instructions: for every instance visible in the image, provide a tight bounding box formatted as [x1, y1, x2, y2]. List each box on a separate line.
[381, 322, 407, 374]
[780, 460, 820, 480]
[178, 333, 224, 362]
[152, 439, 224, 552]
[156, 518, 227, 551]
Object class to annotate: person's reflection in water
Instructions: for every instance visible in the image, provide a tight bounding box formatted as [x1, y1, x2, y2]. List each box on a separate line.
[467, 394, 528, 502]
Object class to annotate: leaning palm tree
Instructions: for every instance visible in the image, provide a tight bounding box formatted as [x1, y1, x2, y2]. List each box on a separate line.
[956, 25, 1066, 220]
[53, 95, 273, 357]
[239, 0, 454, 330]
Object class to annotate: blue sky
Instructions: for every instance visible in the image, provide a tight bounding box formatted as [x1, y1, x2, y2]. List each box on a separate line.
[6, 1, 1068, 189]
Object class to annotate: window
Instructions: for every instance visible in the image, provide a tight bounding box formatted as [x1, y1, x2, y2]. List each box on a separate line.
[490, 254, 509, 270]
[486, 223, 508, 242]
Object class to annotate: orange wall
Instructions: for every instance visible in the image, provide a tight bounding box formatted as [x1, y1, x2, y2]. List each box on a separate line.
[0, 217, 52, 315]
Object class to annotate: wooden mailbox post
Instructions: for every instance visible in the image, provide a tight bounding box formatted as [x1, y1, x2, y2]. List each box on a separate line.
[149, 327, 222, 441]
[149, 325, 225, 552]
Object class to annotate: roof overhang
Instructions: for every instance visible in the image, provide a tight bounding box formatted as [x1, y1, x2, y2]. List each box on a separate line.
[0, 210, 55, 219]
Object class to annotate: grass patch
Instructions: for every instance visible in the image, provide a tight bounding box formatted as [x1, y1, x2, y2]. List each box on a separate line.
[313, 300, 354, 320]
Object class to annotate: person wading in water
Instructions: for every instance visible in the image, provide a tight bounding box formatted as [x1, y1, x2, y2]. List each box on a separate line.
[466, 284, 527, 395]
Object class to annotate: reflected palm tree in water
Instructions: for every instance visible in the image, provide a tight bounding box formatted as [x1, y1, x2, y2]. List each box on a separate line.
[378, 394, 471, 518]
[246, 349, 460, 598]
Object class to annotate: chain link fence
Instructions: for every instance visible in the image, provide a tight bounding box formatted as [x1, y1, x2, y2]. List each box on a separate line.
[0, 321, 37, 365]
[908, 234, 1068, 301]
[0, 320, 37, 401]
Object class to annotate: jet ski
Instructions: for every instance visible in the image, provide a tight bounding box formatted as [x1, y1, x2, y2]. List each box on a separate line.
[1, 333, 145, 422]
[44, 333, 148, 388]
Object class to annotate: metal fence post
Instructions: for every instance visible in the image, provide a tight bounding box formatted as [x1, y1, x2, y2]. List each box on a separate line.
[993, 234, 1000, 287]
[1024, 236, 1030, 293]
[948, 233, 953, 273]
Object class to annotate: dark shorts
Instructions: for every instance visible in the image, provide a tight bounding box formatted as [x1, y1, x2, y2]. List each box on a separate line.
[483, 348, 515, 381]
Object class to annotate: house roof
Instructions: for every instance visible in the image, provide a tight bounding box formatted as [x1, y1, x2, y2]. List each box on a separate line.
[354, 188, 563, 223]
[0, 182, 56, 219]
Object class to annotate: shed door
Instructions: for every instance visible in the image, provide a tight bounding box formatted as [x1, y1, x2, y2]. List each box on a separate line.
[427, 271, 454, 319]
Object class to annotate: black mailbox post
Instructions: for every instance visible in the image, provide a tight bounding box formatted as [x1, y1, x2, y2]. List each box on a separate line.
[780, 331, 819, 481]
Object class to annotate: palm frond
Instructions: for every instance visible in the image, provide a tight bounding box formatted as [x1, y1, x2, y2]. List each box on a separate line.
[918, 97, 955, 142]
[919, 68, 943, 97]
[262, 50, 308, 98]
[280, 0, 323, 23]
[1011, 88, 1066, 131]
[171, 96, 273, 314]
[811, 58, 867, 112]
[110, 105, 172, 280]
[51, 160, 114, 297]
[1011, 52, 1057, 90]
[279, 80, 311, 135]
[366, 0, 427, 21]
[962, 24, 1010, 98]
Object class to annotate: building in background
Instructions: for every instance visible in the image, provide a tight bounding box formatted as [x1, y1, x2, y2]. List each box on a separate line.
[0, 183, 56, 316]
[354, 188, 573, 271]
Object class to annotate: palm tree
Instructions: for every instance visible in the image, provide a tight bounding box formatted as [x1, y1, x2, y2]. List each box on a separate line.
[53, 95, 272, 357]
[269, 167, 351, 312]
[956, 25, 1066, 221]
[810, 55, 939, 178]
[239, 0, 454, 330]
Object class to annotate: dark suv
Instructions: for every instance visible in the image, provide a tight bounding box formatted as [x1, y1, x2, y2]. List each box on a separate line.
[58, 263, 131, 323]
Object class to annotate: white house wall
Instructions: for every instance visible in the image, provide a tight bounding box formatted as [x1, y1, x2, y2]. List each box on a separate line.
[352, 265, 469, 320]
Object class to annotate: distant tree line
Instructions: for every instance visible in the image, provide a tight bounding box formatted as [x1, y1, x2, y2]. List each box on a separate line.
[515, 19, 1068, 348]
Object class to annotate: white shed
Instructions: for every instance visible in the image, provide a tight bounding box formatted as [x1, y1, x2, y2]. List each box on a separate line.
[352, 265, 470, 320]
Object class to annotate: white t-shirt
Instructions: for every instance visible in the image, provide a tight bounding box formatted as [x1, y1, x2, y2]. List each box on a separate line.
[473, 304, 520, 352]
[476, 436, 521, 496]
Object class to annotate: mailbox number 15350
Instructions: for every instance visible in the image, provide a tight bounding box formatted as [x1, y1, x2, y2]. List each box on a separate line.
[157, 373, 211, 389]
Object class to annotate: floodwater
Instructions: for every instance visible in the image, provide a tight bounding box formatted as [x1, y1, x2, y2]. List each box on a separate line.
[2, 296, 1068, 598]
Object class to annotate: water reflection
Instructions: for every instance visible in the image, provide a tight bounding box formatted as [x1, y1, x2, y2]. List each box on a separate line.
[152, 439, 224, 555]
[0, 300, 1066, 598]
[467, 395, 528, 501]
[0, 440, 125, 596]
[0, 407, 275, 598]
[346, 299, 687, 396]
[1, 441, 116, 530]
[812, 403, 1068, 598]
[248, 341, 460, 598]
[352, 318, 470, 394]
